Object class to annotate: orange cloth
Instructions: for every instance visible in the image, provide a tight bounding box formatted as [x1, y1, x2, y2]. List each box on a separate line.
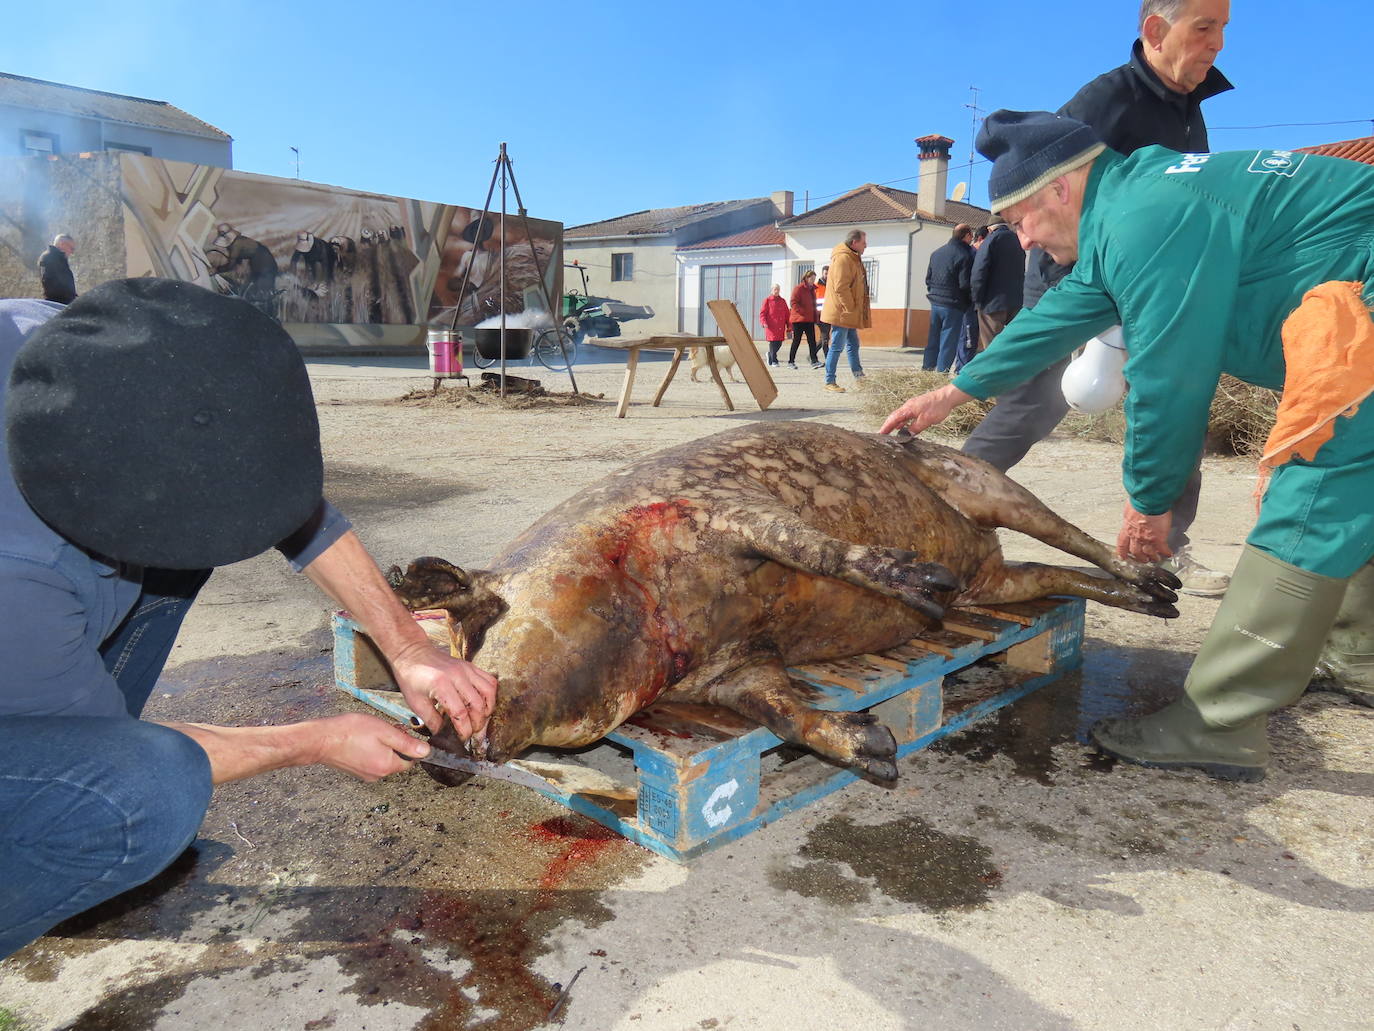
[1262, 281, 1374, 470]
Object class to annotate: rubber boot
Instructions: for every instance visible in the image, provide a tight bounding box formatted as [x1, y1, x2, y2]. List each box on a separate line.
[1311, 560, 1374, 707]
[1091, 546, 1349, 782]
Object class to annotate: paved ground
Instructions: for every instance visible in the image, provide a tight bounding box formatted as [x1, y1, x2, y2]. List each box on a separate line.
[2, 345, 1371, 1031]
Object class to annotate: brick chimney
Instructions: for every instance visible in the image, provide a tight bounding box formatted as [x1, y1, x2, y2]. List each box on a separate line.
[771, 190, 794, 219]
[915, 135, 954, 218]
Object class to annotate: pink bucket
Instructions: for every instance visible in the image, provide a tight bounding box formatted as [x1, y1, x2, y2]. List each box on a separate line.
[426, 329, 462, 377]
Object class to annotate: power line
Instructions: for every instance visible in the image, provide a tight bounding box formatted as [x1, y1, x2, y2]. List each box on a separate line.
[1210, 118, 1372, 130]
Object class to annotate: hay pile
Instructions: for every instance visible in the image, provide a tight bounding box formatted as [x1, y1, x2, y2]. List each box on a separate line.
[394, 383, 605, 412]
[860, 369, 1279, 456]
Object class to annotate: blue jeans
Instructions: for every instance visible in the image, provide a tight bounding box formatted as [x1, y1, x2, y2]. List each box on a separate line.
[922, 305, 965, 372]
[0, 567, 214, 959]
[824, 326, 864, 384]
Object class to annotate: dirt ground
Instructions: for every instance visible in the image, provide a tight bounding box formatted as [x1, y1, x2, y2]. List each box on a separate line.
[2, 348, 1371, 1031]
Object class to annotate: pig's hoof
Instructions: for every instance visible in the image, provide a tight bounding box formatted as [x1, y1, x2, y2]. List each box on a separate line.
[853, 755, 900, 782]
[421, 765, 475, 788]
[1136, 564, 1182, 597]
[810, 711, 898, 780]
[419, 723, 475, 788]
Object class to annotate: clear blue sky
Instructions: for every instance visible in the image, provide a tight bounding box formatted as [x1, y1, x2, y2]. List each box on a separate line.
[6, 0, 1371, 225]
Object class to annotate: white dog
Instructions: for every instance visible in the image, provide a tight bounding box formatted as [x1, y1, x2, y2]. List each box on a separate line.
[689, 344, 739, 382]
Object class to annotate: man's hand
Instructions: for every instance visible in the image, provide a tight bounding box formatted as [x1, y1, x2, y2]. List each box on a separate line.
[391, 644, 498, 740]
[163, 713, 435, 785]
[1117, 501, 1173, 563]
[878, 383, 974, 436]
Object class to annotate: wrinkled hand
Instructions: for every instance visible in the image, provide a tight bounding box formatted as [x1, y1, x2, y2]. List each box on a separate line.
[1117, 502, 1173, 563]
[878, 384, 974, 436]
[309, 712, 434, 782]
[392, 644, 498, 740]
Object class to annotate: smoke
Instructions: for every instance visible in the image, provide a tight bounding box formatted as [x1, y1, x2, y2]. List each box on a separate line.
[475, 310, 552, 330]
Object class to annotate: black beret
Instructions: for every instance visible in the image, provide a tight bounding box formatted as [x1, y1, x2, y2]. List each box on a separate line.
[6, 278, 323, 569]
[977, 109, 1106, 213]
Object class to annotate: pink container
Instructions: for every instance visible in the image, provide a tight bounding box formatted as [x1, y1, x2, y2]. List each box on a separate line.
[426, 328, 462, 377]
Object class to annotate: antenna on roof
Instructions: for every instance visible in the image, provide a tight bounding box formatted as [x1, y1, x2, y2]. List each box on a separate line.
[964, 86, 984, 199]
[951, 182, 968, 202]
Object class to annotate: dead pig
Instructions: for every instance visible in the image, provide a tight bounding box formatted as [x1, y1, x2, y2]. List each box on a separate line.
[389, 423, 1179, 781]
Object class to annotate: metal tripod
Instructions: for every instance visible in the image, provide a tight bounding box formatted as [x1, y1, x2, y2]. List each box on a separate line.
[448, 142, 578, 398]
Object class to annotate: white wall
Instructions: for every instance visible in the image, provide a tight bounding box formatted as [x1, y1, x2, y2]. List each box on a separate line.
[562, 236, 679, 337]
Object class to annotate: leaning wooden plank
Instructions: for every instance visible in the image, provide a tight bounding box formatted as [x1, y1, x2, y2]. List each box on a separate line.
[707, 299, 777, 411]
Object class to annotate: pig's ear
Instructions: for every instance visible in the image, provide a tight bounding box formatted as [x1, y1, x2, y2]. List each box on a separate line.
[454, 570, 507, 660]
[390, 556, 475, 609]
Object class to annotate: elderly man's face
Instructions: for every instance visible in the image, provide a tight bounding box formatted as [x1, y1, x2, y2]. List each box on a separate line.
[1005, 184, 1083, 265]
[57, 239, 75, 256]
[1149, 0, 1229, 93]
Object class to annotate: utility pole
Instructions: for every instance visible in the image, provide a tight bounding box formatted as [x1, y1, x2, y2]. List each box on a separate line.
[290, 146, 300, 179]
[964, 86, 984, 201]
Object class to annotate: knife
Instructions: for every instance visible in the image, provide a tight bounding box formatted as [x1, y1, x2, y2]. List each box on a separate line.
[407, 746, 558, 792]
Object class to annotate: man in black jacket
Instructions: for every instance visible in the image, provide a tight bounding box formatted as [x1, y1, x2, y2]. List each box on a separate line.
[970, 218, 1025, 350]
[960, 0, 1232, 596]
[37, 235, 76, 304]
[922, 224, 974, 372]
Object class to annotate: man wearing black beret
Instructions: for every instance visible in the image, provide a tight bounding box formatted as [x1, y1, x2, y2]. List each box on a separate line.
[880, 110, 1374, 783]
[0, 279, 497, 959]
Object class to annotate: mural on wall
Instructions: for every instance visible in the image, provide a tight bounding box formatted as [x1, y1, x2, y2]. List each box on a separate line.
[119, 154, 561, 326]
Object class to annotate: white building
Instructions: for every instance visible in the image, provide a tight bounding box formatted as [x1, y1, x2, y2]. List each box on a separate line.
[0, 72, 232, 167]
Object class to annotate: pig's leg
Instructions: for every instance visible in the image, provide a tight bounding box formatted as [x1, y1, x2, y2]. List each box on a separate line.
[713, 502, 958, 621]
[698, 657, 899, 782]
[899, 442, 1179, 602]
[963, 561, 1179, 618]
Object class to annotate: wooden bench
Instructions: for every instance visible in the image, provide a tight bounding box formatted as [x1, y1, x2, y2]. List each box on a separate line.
[589, 334, 731, 418]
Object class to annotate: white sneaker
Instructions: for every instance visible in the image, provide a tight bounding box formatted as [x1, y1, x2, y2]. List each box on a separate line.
[1158, 547, 1231, 597]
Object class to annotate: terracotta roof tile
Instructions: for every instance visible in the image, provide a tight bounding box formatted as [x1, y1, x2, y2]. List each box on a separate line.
[780, 183, 989, 229]
[678, 225, 786, 250]
[0, 72, 230, 140]
[1295, 136, 1374, 167]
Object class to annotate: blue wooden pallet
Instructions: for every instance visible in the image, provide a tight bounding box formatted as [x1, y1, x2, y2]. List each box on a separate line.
[331, 597, 1085, 862]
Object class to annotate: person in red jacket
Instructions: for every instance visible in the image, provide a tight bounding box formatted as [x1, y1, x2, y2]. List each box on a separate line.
[759, 284, 790, 366]
[787, 270, 821, 369]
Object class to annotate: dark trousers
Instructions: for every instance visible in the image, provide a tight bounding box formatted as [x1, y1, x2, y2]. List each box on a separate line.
[789, 322, 818, 364]
[817, 321, 831, 355]
[922, 305, 966, 372]
[960, 357, 1203, 552]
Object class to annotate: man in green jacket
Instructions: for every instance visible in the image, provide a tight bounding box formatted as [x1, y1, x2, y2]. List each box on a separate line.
[880, 109, 1374, 782]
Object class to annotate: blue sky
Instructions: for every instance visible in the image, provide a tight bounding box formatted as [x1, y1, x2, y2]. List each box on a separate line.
[6, 0, 1371, 225]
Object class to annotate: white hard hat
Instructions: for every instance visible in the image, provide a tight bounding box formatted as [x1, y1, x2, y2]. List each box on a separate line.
[1061, 326, 1127, 414]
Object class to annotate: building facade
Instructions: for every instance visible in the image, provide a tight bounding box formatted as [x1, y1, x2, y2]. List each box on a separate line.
[0, 72, 233, 167]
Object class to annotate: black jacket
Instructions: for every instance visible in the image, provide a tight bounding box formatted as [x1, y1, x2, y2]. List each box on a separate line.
[971, 226, 1024, 314]
[1025, 40, 1233, 309]
[37, 246, 76, 305]
[925, 238, 974, 309]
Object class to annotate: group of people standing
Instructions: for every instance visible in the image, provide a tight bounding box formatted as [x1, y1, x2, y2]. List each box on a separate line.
[758, 228, 872, 393]
[921, 217, 1026, 376]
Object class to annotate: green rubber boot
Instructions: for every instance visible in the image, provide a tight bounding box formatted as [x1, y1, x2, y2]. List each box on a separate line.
[1092, 546, 1349, 782]
[1312, 560, 1374, 708]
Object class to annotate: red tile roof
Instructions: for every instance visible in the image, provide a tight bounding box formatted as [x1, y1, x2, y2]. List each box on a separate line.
[1295, 135, 1374, 166]
[780, 183, 989, 229]
[678, 225, 786, 250]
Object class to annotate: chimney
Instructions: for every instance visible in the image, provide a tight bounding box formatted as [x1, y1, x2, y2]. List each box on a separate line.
[915, 135, 953, 218]
[771, 190, 794, 219]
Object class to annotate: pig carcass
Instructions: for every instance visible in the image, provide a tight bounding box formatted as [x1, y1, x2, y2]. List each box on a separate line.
[389, 423, 1178, 781]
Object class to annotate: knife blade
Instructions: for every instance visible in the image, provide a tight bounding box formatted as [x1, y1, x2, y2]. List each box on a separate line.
[408, 747, 558, 792]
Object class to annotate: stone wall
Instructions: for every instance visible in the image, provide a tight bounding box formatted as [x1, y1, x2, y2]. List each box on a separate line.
[0, 153, 126, 302]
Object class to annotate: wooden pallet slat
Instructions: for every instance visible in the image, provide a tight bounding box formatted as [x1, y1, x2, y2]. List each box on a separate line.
[331, 596, 1086, 862]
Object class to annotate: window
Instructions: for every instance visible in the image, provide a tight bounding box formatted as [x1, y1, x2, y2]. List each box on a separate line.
[862, 259, 879, 299]
[611, 252, 634, 282]
[21, 130, 57, 156]
[793, 261, 814, 285]
[107, 141, 152, 155]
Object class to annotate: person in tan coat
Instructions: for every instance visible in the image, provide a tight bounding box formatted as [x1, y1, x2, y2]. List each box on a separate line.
[820, 229, 871, 392]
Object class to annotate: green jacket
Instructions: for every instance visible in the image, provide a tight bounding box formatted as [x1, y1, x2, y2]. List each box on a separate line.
[952, 146, 1374, 515]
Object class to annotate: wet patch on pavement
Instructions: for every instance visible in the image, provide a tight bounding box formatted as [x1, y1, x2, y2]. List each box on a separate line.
[324, 462, 473, 522]
[770, 814, 1001, 911]
[4, 643, 649, 1031]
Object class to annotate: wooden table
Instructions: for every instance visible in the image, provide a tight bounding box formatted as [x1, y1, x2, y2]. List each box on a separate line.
[590, 334, 732, 418]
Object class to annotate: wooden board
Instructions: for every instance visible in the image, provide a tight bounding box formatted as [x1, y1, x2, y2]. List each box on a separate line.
[707, 299, 778, 411]
[331, 598, 1085, 862]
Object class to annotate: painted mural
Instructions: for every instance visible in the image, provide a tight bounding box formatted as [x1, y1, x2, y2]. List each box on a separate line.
[119, 154, 560, 326]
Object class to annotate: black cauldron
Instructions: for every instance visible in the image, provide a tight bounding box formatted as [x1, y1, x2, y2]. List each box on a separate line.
[473, 327, 532, 360]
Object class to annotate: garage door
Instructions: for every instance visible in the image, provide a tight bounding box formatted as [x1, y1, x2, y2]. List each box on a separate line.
[699, 264, 772, 340]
